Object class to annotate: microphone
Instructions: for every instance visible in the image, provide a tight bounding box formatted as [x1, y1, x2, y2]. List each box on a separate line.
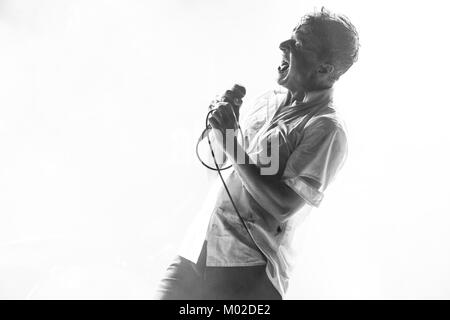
[221, 84, 246, 111]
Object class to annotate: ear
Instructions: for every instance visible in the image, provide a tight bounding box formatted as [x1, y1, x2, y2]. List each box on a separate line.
[317, 63, 334, 75]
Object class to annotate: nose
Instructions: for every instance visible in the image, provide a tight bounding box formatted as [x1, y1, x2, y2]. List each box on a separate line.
[279, 39, 294, 51]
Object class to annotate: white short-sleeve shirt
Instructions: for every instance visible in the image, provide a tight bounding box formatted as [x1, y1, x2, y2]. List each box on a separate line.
[179, 87, 347, 297]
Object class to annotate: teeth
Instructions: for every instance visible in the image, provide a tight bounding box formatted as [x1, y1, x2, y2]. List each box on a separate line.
[278, 61, 289, 72]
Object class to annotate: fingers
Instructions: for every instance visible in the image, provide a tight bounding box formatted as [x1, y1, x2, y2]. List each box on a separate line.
[220, 103, 236, 120]
[209, 101, 230, 111]
[211, 103, 230, 119]
[208, 101, 240, 134]
[209, 110, 223, 127]
[210, 99, 239, 120]
[208, 116, 220, 129]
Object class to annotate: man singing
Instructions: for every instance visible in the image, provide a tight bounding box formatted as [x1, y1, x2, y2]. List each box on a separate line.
[156, 8, 359, 300]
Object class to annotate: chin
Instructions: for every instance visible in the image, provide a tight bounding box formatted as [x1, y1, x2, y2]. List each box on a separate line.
[277, 74, 294, 92]
[276, 73, 289, 88]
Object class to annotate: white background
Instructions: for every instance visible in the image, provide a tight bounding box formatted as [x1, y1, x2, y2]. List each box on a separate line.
[1, 0, 449, 299]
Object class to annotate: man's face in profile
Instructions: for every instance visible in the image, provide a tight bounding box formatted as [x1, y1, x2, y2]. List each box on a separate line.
[277, 24, 322, 93]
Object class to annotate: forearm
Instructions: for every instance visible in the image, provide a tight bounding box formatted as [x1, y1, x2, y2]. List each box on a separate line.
[228, 137, 305, 222]
[207, 103, 305, 221]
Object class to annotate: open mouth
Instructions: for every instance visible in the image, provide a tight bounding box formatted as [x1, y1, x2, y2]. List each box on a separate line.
[277, 56, 290, 75]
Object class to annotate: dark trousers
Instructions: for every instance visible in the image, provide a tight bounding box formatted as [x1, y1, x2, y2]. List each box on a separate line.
[155, 242, 281, 300]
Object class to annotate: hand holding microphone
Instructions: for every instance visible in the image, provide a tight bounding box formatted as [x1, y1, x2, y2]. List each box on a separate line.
[197, 84, 246, 171]
[208, 84, 246, 131]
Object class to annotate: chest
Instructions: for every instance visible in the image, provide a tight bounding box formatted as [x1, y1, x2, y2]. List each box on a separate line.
[242, 108, 310, 177]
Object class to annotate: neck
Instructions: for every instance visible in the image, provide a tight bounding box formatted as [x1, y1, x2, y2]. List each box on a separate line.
[291, 82, 334, 102]
[288, 88, 306, 105]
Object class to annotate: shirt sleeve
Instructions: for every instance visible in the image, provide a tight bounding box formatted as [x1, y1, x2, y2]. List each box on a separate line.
[281, 116, 348, 207]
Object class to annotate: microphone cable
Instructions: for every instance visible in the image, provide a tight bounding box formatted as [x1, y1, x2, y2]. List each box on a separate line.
[195, 107, 262, 251]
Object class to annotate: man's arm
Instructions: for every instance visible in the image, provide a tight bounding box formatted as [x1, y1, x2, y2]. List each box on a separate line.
[208, 103, 311, 222]
[210, 102, 347, 221]
[230, 136, 311, 222]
